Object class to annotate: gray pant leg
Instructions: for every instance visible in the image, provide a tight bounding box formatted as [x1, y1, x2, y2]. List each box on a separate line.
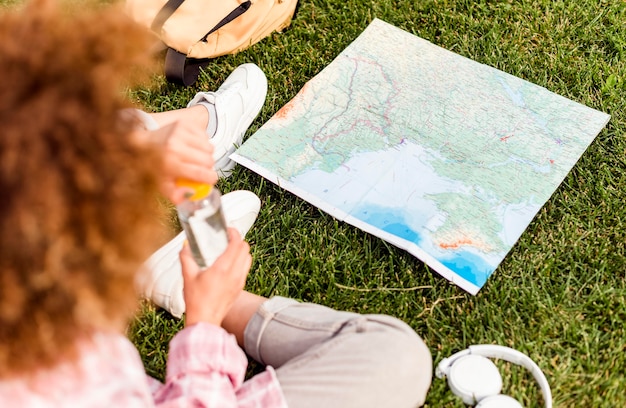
[244, 297, 432, 408]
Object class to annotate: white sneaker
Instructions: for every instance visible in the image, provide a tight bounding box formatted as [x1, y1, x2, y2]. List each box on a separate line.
[137, 190, 262, 318]
[187, 63, 268, 178]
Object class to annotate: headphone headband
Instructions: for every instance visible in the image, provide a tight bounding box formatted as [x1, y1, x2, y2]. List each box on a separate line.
[436, 345, 552, 408]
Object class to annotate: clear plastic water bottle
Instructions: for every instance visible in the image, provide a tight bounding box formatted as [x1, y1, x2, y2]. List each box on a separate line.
[176, 181, 229, 268]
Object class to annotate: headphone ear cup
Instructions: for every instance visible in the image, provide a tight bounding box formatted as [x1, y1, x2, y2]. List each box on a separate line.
[447, 354, 503, 405]
[475, 394, 523, 408]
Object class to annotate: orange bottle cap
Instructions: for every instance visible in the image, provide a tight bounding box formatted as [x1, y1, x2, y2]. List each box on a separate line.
[176, 179, 212, 201]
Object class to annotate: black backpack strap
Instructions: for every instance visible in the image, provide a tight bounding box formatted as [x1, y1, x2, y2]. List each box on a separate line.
[164, 48, 211, 86]
[155, 0, 253, 86]
[200, 1, 252, 41]
[151, 0, 185, 33]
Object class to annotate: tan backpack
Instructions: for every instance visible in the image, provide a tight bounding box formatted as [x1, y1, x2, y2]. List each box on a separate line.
[125, 0, 299, 85]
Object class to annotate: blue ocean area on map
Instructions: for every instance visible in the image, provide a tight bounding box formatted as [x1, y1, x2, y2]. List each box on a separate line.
[441, 252, 493, 288]
[353, 204, 422, 243]
[354, 203, 492, 287]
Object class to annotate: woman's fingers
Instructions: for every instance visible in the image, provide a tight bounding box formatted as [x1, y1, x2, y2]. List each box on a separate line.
[180, 230, 252, 327]
[179, 242, 199, 281]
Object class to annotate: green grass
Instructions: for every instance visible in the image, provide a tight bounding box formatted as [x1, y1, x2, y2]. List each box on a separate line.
[6, 0, 626, 406]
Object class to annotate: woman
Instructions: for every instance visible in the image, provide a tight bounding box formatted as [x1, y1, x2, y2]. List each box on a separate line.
[0, 2, 432, 407]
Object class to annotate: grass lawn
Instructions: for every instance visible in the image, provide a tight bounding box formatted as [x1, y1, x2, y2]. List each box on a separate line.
[5, 0, 626, 407]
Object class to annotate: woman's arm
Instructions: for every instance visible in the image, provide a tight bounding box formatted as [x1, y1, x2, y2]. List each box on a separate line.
[151, 231, 287, 407]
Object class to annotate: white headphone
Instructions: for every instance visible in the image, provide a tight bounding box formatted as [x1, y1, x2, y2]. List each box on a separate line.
[435, 345, 552, 408]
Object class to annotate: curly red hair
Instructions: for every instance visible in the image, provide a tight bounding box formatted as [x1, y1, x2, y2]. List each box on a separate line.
[0, 0, 165, 378]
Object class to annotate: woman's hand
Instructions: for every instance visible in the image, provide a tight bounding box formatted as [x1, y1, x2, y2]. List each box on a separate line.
[180, 228, 252, 327]
[150, 121, 218, 204]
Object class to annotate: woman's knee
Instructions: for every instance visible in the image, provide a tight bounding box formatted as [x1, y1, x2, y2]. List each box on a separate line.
[271, 312, 432, 408]
[365, 315, 433, 407]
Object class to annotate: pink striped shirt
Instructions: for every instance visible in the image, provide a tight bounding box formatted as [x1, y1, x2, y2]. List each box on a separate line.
[0, 323, 287, 407]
